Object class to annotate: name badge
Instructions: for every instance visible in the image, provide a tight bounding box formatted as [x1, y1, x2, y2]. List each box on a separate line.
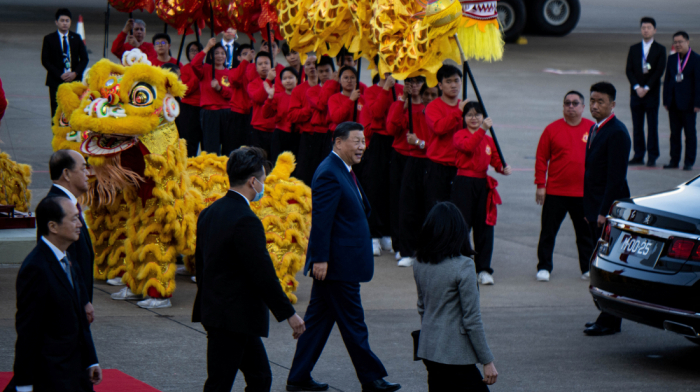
[643, 62, 650, 74]
[676, 73, 684, 83]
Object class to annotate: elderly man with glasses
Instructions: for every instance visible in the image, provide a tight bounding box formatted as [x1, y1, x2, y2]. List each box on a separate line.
[533, 91, 596, 282]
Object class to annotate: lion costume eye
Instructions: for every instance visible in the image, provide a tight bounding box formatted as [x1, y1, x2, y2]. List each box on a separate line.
[129, 82, 156, 107]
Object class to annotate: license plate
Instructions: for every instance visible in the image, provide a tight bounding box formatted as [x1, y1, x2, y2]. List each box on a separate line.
[615, 233, 661, 266]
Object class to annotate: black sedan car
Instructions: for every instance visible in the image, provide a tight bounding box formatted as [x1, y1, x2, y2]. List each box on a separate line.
[589, 175, 700, 344]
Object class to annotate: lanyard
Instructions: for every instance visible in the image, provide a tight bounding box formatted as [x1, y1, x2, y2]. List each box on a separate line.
[678, 49, 692, 75]
[642, 42, 650, 63]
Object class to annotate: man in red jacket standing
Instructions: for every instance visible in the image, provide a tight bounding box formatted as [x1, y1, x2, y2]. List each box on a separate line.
[534, 91, 595, 282]
[111, 19, 156, 62]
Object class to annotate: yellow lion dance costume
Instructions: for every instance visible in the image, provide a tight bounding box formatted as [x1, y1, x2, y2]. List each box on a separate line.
[0, 151, 32, 212]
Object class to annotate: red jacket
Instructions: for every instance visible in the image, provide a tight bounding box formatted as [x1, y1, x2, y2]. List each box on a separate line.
[180, 63, 201, 107]
[151, 57, 183, 68]
[387, 100, 429, 158]
[425, 98, 462, 166]
[191, 51, 233, 110]
[229, 59, 252, 114]
[246, 62, 285, 83]
[453, 128, 504, 177]
[534, 118, 594, 197]
[111, 31, 157, 62]
[262, 91, 294, 133]
[328, 92, 365, 132]
[248, 77, 284, 132]
[288, 81, 314, 133]
[306, 80, 339, 133]
[361, 84, 404, 137]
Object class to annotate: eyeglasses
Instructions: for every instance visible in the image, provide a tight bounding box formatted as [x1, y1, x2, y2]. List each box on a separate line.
[465, 113, 482, 119]
[154, 40, 169, 46]
[564, 101, 581, 107]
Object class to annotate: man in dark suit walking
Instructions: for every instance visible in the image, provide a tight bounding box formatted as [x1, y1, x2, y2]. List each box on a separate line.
[286, 122, 401, 392]
[626, 17, 666, 167]
[663, 31, 700, 171]
[41, 8, 89, 122]
[46, 149, 95, 304]
[11, 196, 102, 392]
[192, 147, 305, 392]
[582, 82, 631, 336]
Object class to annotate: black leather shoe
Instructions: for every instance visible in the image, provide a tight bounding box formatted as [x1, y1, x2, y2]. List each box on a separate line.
[683, 165, 694, 171]
[362, 379, 401, 392]
[584, 321, 595, 328]
[663, 163, 679, 169]
[628, 158, 644, 165]
[584, 323, 620, 336]
[646, 159, 656, 167]
[286, 379, 329, 391]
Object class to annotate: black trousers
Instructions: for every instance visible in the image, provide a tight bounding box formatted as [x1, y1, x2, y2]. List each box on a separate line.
[537, 195, 594, 273]
[49, 85, 59, 124]
[270, 128, 301, 165]
[224, 111, 252, 158]
[399, 157, 428, 258]
[630, 93, 660, 161]
[390, 150, 408, 255]
[425, 160, 457, 212]
[451, 176, 494, 274]
[203, 326, 272, 392]
[287, 280, 387, 385]
[587, 221, 623, 330]
[362, 134, 394, 238]
[251, 129, 273, 160]
[295, 132, 329, 185]
[668, 107, 698, 166]
[423, 360, 489, 392]
[178, 102, 203, 157]
[200, 109, 231, 156]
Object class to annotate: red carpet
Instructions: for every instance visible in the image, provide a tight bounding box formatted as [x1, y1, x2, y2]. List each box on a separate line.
[0, 369, 161, 391]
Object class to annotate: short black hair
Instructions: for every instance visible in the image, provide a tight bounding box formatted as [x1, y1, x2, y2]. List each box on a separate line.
[316, 55, 335, 72]
[255, 51, 273, 64]
[640, 17, 656, 28]
[333, 122, 364, 142]
[235, 43, 252, 58]
[673, 31, 690, 41]
[261, 40, 279, 51]
[372, 74, 380, 85]
[437, 64, 462, 83]
[590, 81, 616, 101]
[336, 47, 353, 64]
[49, 149, 77, 181]
[161, 63, 180, 74]
[186, 41, 203, 62]
[205, 43, 225, 65]
[226, 147, 267, 187]
[337, 65, 358, 82]
[281, 42, 295, 57]
[564, 90, 584, 101]
[152, 33, 171, 45]
[462, 101, 484, 117]
[36, 196, 69, 237]
[415, 202, 475, 264]
[280, 66, 300, 83]
[55, 8, 72, 21]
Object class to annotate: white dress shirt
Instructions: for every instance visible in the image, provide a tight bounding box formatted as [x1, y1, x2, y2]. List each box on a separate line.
[633, 39, 654, 90]
[58, 30, 71, 73]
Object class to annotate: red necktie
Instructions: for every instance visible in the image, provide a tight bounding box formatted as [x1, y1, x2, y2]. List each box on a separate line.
[350, 170, 359, 188]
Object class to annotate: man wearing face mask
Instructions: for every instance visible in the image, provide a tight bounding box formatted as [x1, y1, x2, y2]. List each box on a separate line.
[192, 147, 305, 392]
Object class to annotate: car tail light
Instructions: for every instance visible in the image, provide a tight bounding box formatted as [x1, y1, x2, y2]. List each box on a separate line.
[601, 222, 611, 242]
[667, 237, 695, 260]
[692, 245, 700, 262]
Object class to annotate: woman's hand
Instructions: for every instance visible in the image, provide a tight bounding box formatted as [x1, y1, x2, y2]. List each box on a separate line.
[349, 89, 361, 102]
[264, 82, 275, 99]
[481, 117, 493, 131]
[407, 133, 419, 146]
[482, 362, 498, 385]
[502, 165, 512, 176]
[211, 79, 221, 91]
[266, 69, 276, 82]
[383, 75, 396, 91]
[332, 70, 339, 82]
[458, 99, 470, 112]
[204, 37, 217, 53]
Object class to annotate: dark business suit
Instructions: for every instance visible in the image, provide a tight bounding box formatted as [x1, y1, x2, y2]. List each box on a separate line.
[41, 31, 89, 120]
[47, 185, 94, 302]
[663, 50, 700, 167]
[288, 153, 388, 385]
[11, 240, 97, 392]
[626, 40, 666, 161]
[584, 115, 631, 330]
[192, 191, 296, 392]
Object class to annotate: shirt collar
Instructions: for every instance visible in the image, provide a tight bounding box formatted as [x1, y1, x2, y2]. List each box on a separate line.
[643, 38, 654, 46]
[596, 113, 615, 128]
[58, 30, 69, 38]
[41, 236, 67, 262]
[53, 184, 78, 205]
[332, 151, 352, 172]
[229, 189, 250, 206]
[221, 39, 234, 46]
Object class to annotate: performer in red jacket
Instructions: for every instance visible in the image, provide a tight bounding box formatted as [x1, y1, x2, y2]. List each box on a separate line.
[111, 18, 156, 62]
[263, 66, 300, 163]
[192, 38, 233, 156]
[227, 44, 255, 155]
[179, 42, 204, 157]
[451, 102, 511, 285]
[328, 66, 366, 133]
[150, 33, 183, 68]
[247, 51, 284, 158]
[534, 91, 595, 282]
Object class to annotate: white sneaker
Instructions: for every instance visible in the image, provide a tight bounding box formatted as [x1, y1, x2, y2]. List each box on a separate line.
[397, 257, 415, 267]
[395, 251, 401, 261]
[176, 265, 191, 276]
[581, 271, 590, 280]
[372, 238, 381, 256]
[191, 276, 196, 283]
[106, 276, 125, 286]
[137, 297, 172, 309]
[111, 287, 142, 300]
[380, 236, 393, 252]
[478, 271, 494, 285]
[536, 270, 550, 282]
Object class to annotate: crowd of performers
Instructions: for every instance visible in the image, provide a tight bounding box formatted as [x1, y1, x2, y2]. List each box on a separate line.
[111, 19, 512, 286]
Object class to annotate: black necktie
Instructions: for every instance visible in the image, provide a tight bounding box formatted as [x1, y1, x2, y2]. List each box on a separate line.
[62, 35, 70, 71]
[589, 124, 599, 147]
[62, 35, 68, 55]
[60, 256, 74, 289]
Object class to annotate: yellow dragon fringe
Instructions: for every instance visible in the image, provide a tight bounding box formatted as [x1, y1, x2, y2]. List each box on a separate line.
[0, 151, 32, 212]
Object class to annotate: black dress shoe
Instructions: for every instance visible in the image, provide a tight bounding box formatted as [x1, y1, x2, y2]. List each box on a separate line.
[663, 163, 679, 169]
[286, 379, 329, 391]
[628, 158, 644, 165]
[683, 165, 694, 171]
[646, 159, 656, 167]
[583, 323, 620, 336]
[362, 379, 401, 392]
[584, 321, 595, 328]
